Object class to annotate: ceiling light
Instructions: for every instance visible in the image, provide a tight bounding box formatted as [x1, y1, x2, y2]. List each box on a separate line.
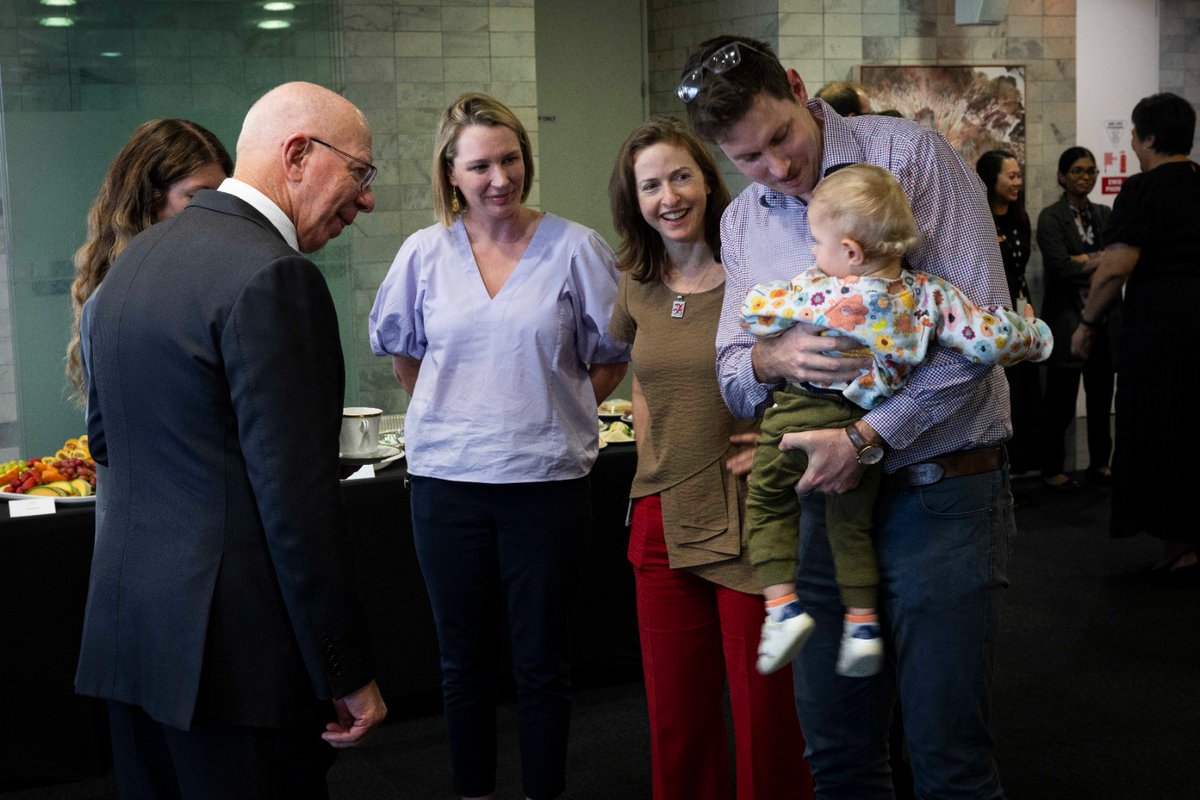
[100, 51, 123, 58]
[39, 16, 74, 26]
[263, 2, 296, 10]
[257, 19, 291, 29]
[40, 0, 76, 6]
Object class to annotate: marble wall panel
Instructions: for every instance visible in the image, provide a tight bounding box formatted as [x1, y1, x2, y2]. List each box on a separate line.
[0, 0, 1195, 449]
[0, 1, 537, 434]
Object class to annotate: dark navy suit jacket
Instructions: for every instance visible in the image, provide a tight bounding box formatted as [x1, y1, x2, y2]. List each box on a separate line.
[76, 190, 372, 730]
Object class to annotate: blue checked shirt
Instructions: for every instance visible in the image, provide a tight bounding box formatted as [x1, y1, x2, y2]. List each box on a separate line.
[716, 99, 1015, 470]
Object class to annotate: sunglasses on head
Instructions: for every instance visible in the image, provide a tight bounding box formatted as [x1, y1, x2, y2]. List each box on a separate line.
[676, 40, 770, 104]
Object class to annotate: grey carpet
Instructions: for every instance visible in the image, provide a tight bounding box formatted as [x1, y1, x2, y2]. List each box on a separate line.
[5, 473, 1198, 799]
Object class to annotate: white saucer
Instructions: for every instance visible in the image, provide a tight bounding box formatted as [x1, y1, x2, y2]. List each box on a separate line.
[339, 444, 401, 465]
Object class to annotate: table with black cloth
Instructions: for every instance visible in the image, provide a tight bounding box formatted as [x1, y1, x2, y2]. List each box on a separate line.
[0, 447, 639, 788]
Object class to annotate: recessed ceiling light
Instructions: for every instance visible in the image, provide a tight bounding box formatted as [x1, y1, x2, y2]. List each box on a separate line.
[40, 0, 76, 7]
[263, 2, 296, 10]
[257, 19, 291, 29]
[39, 16, 74, 26]
[100, 51, 123, 58]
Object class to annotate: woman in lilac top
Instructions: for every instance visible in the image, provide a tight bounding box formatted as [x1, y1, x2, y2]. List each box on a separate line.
[368, 93, 629, 800]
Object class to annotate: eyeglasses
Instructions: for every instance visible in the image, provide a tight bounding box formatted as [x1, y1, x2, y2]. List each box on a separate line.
[1068, 166, 1099, 177]
[676, 41, 769, 104]
[310, 137, 377, 190]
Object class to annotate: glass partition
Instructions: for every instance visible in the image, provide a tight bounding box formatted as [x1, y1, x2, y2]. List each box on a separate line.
[0, 0, 352, 457]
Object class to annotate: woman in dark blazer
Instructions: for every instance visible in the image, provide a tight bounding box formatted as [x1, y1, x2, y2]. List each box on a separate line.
[1036, 146, 1115, 488]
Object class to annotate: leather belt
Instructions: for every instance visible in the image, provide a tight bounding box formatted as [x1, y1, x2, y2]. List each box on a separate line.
[884, 446, 1008, 489]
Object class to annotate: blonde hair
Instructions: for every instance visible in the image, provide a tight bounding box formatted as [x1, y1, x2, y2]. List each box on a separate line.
[431, 93, 534, 227]
[809, 164, 920, 260]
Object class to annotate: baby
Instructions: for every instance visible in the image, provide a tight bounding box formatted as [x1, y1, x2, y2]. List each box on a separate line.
[742, 163, 1053, 677]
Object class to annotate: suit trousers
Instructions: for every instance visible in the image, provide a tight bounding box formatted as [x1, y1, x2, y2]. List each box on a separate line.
[1041, 332, 1114, 477]
[629, 495, 813, 800]
[106, 700, 334, 800]
[409, 474, 589, 800]
[1004, 362, 1044, 473]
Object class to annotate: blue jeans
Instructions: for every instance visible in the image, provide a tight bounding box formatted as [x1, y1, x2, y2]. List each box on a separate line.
[792, 468, 1013, 799]
[410, 475, 590, 800]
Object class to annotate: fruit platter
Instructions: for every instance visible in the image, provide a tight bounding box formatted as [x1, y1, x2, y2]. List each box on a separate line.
[0, 435, 97, 502]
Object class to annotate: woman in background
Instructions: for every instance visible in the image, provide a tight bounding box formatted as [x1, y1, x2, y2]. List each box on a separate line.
[1037, 146, 1115, 489]
[977, 149, 1041, 475]
[68, 118, 232, 400]
[1072, 92, 1200, 578]
[607, 117, 812, 799]
[369, 93, 628, 800]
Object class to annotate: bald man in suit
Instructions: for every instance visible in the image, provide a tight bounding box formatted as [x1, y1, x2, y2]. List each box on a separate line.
[76, 82, 386, 799]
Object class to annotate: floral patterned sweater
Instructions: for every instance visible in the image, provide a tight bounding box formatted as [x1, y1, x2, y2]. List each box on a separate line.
[741, 266, 1054, 410]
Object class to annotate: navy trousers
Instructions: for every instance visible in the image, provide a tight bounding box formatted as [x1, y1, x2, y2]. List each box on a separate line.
[409, 475, 589, 800]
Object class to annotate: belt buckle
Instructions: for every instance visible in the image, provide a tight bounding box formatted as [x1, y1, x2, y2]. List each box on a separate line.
[910, 462, 945, 486]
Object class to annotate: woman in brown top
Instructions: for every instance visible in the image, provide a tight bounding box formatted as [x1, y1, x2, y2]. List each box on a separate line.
[608, 118, 812, 799]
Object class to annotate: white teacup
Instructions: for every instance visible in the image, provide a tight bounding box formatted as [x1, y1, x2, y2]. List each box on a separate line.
[340, 407, 383, 456]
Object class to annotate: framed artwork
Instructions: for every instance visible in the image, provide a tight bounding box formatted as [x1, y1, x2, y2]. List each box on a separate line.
[857, 65, 1026, 167]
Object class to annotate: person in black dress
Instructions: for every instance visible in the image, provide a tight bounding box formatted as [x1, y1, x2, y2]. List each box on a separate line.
[978, 149, 1041, 474]
[1037, 146, 1116, 489]
[1072, 92, 1200, 578]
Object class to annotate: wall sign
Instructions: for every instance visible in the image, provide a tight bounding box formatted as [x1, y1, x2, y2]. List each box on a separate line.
[1101, 118, 1131, 195]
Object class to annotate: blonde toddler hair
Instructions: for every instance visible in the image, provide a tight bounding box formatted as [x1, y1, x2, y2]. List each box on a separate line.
[809, 163, 921, 260]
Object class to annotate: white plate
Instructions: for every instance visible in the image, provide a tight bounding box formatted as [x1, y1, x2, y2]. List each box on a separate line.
[0, 491, 96, 505]
[599, 421, 636, 446]
[597, 400, 632, 419]
[600, 435, 636, 446]
[339, 444, 402, 465]
[375, 449, 405, 471]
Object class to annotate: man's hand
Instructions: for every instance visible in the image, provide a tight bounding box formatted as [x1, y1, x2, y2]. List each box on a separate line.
[752, 323, 870, 386]
[778, 427, 865, 495]
[725, 431, 760, 477]
[322, 679, 387, 749]
[1071, 323, 1096, 360]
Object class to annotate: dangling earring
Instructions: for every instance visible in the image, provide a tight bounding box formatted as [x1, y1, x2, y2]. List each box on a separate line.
[450, 188, 461, 214]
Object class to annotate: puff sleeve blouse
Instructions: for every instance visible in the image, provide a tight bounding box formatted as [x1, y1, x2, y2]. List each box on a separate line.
[369, 213, 630, 483]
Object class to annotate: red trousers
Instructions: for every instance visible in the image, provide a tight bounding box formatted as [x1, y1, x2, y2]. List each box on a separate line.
[630, 495, 814, 799]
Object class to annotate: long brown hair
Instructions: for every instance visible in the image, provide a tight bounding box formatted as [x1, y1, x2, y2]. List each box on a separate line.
[608, 117, 729, 283]
[67, 119, 232, 400]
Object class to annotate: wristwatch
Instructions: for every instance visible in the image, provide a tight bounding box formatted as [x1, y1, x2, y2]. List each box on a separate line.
[845, 422, 885, 465]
